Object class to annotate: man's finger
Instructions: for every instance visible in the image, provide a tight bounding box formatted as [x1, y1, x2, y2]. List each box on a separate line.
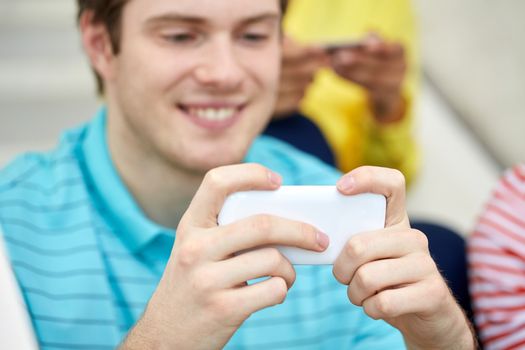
[181, 164, 282, 229]
[345, 252, 434, 306]
[336, 166, 409, 227]
[211, 214, 329, 259]
[361, 277, 446, 320]
[214, 248, 296, 289]
[223, 276, 289, 320]
[332, 227, 429, 285]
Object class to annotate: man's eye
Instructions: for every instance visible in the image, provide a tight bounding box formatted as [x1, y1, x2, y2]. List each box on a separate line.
[242, 33, 269, 43]
[164, 33, 197, 44]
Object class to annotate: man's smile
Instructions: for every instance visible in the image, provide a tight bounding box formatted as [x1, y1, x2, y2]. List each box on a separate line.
[177, 103, 245, 130]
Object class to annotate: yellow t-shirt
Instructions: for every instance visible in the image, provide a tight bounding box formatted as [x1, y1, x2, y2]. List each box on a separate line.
[284, 0, 420, 184]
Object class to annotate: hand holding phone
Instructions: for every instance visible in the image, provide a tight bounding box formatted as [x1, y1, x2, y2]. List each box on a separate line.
[218, 186, 386, 265]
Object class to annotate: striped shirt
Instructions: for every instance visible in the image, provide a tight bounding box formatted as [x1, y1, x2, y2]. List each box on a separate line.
[0, 108, 404, 349]
[468, 164, 525, 350]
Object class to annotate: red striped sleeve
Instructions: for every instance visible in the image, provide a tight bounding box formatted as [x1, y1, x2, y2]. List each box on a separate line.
[486, 203, 525, 228]
[483, 323, 525, 346]
[502, 338, 525, 350]
[501, 166, 525, 199]
[468, 164, 525, 350]
[476, 216, 525, 248]
[512, 165, 525, 183]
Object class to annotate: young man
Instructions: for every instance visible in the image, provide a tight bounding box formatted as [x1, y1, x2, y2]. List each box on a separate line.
[0, 0, 474, 349]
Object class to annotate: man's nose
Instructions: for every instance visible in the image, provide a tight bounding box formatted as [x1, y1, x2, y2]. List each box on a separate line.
[194, 38, 244, 91]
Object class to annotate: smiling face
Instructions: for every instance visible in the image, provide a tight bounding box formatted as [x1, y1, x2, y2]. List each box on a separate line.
[100, 0, 282, 173]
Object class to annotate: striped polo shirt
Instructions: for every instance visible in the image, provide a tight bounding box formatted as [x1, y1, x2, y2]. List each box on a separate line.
[0, 108, 404, 349]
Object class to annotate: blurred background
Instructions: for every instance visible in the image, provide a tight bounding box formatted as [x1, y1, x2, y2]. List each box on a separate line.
[0, 0, 523, 235]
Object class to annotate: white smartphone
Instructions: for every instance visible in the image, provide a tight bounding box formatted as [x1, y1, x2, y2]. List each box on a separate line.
[217, 186, 386, 265]
[323, 39, 364, 54]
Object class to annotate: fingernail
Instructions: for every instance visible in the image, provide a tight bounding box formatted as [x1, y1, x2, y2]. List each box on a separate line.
[268, 171, 282, 187]
[337, 175, 355, 193]
[317, 231, 330, 250]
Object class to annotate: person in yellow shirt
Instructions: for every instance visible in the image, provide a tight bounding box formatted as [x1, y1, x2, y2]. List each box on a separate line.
[264, 0, 419, 184]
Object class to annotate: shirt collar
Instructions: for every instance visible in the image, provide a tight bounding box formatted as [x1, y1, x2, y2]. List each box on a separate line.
[80, 107, 173, 253]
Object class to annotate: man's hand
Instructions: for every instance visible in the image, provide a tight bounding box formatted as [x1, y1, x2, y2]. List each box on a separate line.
[334, 166, 475, 349]
[330, 34, 407, 123]
[274, 37, 329, 118]
[120, 164, 329, 350]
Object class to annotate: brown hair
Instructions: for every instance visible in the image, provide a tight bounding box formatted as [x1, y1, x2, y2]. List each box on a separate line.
[77, 0, 288, 95]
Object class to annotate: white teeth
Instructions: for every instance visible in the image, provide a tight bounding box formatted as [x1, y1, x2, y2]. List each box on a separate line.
[189, 107, 236, 121]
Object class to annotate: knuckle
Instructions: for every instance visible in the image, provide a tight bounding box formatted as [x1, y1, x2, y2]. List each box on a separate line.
[203, 168, 225, 191]
[410, 229, 430, 251]
[346, 287, 361, 306]
[391, 169, 406, 190]
[332, 266, 349, 285]
[406, 229, 428, 255]
[345, 237, 366, 260]
[374, 292, 395, 317]
[252, 214, 273, 234]
[177, 240, 204, 267]
[354, 265, 375, 292]
[356, 165, 374, 180]
[265, 248, 284, 271]
[363, 300, 381, 320]
[299, 222, 317, 244]
[272, 277, 288, 304]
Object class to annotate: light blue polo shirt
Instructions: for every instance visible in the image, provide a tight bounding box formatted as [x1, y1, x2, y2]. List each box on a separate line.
[0, 108, 405, 349]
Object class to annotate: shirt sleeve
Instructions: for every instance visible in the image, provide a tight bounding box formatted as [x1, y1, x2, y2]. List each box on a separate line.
[468, 164, 525, 350]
